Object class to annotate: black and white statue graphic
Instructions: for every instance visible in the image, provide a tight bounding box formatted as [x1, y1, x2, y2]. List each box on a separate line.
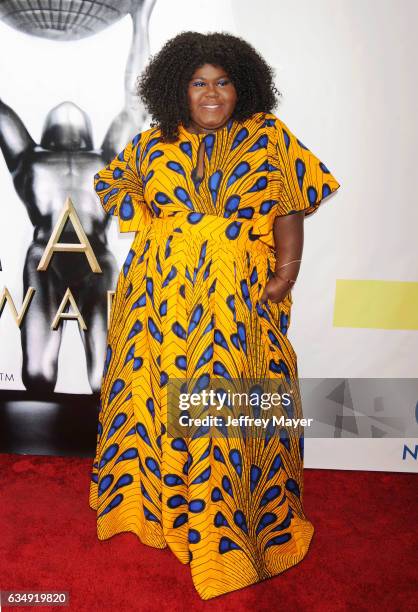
[0, 0, 156, 393]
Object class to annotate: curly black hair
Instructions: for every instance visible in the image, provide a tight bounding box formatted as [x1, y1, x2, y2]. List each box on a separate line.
[137, 31, 281, 142]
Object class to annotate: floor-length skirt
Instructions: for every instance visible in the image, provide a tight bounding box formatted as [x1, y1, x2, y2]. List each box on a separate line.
[89, 213, 314, 600]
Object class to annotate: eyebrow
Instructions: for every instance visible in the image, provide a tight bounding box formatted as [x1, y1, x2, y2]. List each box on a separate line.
[190, 74, 229, 80]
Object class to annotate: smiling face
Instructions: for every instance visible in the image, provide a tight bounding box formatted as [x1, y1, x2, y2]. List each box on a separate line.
[186, 63, 238, 134]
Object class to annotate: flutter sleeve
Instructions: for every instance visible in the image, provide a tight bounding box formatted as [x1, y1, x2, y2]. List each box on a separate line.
[94, 135, 152, 233]
[273, 117, 341, 217]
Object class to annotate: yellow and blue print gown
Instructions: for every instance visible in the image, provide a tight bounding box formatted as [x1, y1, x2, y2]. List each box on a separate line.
[89, 111, 340, 600]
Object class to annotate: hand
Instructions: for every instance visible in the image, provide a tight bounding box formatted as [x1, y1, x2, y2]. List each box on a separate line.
[260, 275, 292, 305]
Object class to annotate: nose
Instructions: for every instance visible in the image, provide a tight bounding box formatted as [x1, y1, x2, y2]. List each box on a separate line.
[205, 83, 219, 98]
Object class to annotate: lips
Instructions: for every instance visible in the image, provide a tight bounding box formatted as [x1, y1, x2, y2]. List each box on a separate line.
[200, 104, 223, 109]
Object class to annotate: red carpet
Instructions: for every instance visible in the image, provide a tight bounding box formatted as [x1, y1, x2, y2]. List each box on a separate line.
[0, 454, 416, 611]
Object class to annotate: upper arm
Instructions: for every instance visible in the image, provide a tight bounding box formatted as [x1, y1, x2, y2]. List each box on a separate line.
[94, 134, 151, 233]
[273, 117, 341, 218]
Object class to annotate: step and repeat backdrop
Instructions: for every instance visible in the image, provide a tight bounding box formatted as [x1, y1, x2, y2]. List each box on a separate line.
[0, 0, 417, 470]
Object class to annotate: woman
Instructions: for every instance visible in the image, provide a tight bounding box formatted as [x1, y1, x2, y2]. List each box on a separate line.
[89, 31, 340, 600]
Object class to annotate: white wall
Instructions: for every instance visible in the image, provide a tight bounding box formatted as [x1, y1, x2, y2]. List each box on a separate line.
[0, 0, 416, 470]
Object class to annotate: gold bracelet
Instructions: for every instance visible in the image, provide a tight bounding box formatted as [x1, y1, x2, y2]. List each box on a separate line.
[276, 259, 302, 271]
[274, 273, 297, 286]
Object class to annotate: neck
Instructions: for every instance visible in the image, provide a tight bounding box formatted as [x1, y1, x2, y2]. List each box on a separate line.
[186, 119, 229, 135]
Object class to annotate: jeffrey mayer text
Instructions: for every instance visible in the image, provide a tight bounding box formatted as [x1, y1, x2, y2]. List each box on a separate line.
[178, 415, 314, 428]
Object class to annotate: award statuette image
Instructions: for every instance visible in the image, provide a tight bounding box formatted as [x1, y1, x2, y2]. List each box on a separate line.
[0, 0, 156, 454]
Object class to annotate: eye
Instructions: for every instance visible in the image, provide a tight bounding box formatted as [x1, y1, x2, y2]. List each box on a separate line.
[218, 79, 230, 86]
[191, 80, 206, 87]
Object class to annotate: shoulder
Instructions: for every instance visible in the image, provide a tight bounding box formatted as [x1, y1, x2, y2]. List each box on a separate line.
[129, 125, 162, 152]
[124, 125, 163, 174]
[258, 112, 306, 157]
[238, 111, 273, 133]
[257, 112, 289, 137]
[242, 111, 293, 145]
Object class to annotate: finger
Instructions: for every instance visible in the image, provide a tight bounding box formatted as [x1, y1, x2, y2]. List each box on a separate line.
[260, 289, 268, 304]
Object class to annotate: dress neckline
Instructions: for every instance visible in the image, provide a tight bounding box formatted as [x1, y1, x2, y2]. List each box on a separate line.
[176, 112, 268, 142]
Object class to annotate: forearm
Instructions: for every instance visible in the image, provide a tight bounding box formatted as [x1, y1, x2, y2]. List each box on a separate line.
[272, 211, 305, 283]
[125, 0, 156, 111]
[0, 99, 35, 172]
[101, 1, 155, 160]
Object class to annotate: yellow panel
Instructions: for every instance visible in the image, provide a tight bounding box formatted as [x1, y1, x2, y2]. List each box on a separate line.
[333, 280, 418, 330]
